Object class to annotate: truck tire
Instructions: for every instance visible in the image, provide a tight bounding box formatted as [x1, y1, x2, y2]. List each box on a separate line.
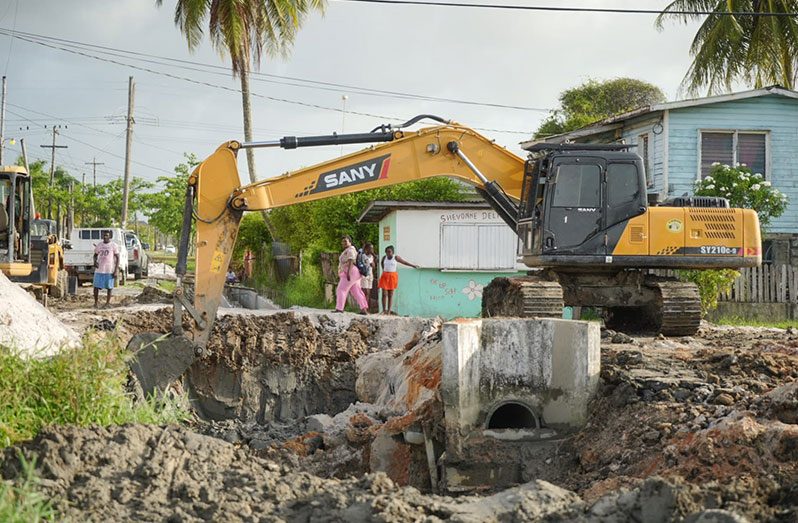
[134, 268, 142, 280]
[49, 270, 69, 298]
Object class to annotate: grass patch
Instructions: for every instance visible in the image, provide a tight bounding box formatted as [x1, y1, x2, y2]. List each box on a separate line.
[0, 456, 54, 522]
[157, 280, 176, 293]
[713, 316, 798, 329]
[0, 335, 188, 449]
[284, 264, 328, 309]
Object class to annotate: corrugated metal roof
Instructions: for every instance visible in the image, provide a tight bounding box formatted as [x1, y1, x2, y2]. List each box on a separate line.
[522, 85, 798, 148]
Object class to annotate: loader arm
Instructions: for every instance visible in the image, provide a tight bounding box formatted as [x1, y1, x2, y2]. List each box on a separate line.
[124, 118, 532, 396]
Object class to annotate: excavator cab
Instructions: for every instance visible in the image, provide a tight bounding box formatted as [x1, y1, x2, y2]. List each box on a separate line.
[518, 144, 647, 261]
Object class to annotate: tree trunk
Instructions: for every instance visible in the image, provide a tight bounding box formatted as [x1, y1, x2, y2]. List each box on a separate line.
[239, 68, 278, 241]
[240, 70, 258, 184]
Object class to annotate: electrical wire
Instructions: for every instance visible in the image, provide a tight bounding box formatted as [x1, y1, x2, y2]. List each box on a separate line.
[0, 28, 538, 133]
[333, 0, 798, 16]
[0, 26, 548, 113]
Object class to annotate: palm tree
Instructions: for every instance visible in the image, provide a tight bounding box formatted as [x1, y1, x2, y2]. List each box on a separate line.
[656, 1, 798, 94]
[157, 0, 326, 184]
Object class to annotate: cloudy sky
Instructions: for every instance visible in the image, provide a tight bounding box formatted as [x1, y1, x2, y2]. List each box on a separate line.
[0, 0, 706, 188]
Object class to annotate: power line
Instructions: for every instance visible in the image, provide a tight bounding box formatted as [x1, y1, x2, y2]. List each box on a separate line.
[0, 26, 548, 113]
[334, 0, 798, 16]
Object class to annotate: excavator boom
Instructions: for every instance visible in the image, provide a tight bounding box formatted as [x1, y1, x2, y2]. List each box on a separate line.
[129, 118, 526, 394]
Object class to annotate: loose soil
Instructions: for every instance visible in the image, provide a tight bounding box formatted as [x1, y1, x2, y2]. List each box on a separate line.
[2, 283, 797, 521]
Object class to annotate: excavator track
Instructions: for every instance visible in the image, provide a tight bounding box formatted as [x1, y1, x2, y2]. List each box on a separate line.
[482, 276, 564, 318]
[648, 280, 702, 337]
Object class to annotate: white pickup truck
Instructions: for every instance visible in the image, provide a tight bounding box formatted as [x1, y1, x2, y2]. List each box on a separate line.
[65, 228, 130, 286]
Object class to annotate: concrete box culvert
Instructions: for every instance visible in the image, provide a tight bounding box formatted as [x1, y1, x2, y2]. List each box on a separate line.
[484, 400, 541, 430]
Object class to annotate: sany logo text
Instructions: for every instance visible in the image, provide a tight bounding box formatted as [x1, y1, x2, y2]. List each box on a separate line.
[310, 154, 391, 194]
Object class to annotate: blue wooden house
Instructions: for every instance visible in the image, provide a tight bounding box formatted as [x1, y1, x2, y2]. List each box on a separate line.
[524, 86, 798, 265]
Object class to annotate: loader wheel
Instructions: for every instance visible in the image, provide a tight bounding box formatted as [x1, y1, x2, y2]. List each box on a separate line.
[49, 270, 69, 299]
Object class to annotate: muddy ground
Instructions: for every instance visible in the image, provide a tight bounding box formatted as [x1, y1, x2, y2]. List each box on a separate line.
[2, 283, 797, 522]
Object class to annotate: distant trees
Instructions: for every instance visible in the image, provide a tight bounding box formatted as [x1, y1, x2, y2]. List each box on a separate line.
[23, 157, 151, 229]
[657, 1, 798, 93]
[535, 78, 666, 138]
[139, 154, 196, 241]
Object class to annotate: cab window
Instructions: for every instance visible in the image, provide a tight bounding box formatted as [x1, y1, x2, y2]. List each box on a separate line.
[552, 164, 600, 208]
[607, 163, 640, 207]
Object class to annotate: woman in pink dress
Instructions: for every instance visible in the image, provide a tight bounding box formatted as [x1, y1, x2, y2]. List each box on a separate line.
[335, 235, 369, 314]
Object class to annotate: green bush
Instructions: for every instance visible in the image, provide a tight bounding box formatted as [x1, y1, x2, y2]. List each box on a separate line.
[0, 336, 188, 449]
[678, 269, 739, 315]
[695, 163, 788, 228]
[284, 264, 327, 308]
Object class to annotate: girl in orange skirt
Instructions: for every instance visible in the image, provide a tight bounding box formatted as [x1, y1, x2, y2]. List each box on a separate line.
[378, 245, 419, 315]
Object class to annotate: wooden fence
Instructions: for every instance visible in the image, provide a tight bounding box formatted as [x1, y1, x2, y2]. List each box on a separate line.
[652, 264, 797, 304]
[720, 264, 798, 303]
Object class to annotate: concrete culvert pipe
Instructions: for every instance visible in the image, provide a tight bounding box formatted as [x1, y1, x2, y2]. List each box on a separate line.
[485, 401, 540, 430]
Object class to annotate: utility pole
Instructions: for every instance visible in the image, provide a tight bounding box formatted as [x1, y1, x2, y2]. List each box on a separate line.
[40, 126, 68, 219]
[121, 75, 135, 229]
[68, 182, 74, 239]
[81, 172, 86, 226]
[0, 76, 6, 165]
[20, 138, 30, 174]
[85, 157, 104, 187]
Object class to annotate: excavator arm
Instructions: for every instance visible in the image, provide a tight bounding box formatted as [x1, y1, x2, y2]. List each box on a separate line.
[129, 116, 527, 395]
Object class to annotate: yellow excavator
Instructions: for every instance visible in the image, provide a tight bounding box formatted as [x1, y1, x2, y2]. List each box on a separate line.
[128, 115, 761, 395]
[0, 165, 69, 304]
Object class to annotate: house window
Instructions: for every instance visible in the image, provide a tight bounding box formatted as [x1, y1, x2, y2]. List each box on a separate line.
[440, 223, 516, 270]
[638, 134, 652, 187]
[700, 131, 767, 178]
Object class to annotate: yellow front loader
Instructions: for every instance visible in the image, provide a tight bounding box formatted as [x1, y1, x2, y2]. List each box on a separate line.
[128, 115, 760, 395]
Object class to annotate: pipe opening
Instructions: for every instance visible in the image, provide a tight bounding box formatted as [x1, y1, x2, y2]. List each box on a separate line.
[486, 402, 539, 430]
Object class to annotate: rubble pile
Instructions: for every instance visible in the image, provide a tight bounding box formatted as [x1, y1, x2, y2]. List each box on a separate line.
[1, 424, 756, 523]
[2, 285, 796, 521]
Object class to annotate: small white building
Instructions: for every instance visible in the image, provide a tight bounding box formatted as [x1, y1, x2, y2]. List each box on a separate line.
[358, 201, 526, 318]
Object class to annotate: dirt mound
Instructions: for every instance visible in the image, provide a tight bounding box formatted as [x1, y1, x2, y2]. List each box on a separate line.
[0, 272, 79, 356]
[1, 424, 583, 522]
[120, 285, 172, 305]
[553, 328, 798, 521]
[2, 424, 757, 522]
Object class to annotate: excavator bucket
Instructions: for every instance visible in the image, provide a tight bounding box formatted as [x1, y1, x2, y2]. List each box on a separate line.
[127, 333, 197, 397]
[125, 142, 244, 397]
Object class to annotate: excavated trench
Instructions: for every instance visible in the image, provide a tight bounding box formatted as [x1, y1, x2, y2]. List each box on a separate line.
[123, 308, 438, 423]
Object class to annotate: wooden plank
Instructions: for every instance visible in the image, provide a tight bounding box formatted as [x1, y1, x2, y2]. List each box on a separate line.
[779, 265, 787, 303]
[793, 267, 798, 303]
[752, 266, 758, 303]
[764, 264, 771, 302]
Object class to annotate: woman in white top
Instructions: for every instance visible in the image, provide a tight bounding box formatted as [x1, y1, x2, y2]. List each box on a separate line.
[378, 245, 418, 315]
